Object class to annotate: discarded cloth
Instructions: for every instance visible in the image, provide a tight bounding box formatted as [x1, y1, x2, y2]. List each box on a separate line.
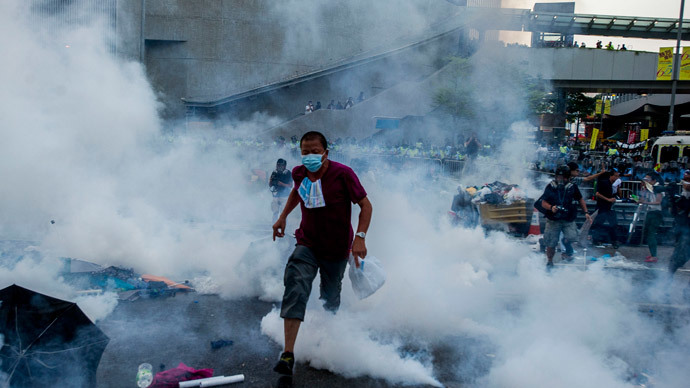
[210, 339, 234, 350]
[149, 362, 213, 388]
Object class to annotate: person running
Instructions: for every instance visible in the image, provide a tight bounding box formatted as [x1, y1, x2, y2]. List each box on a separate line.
[271, 131, 373, 377]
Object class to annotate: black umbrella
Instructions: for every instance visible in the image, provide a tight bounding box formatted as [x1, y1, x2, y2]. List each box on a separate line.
[0, 284, 109, 387]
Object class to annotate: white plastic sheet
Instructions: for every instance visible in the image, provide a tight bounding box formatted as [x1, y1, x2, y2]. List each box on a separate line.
[348, 255, 386, 299]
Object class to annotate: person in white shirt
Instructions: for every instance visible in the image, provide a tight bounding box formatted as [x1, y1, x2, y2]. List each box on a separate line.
[304, 101, 314, 114]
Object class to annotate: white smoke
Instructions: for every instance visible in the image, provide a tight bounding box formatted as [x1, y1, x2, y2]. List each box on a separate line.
[2, 2, 690, 388]
[0, 2, 285, 314]
[261, 173, 690, 386]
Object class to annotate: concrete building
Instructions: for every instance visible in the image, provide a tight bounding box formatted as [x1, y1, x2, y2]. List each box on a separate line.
[29, 0, 505, 122]
[113, 0, 501, 120]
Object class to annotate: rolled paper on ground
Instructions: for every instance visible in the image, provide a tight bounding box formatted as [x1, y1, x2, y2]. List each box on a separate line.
[179, 376, 227, 388]
[200, 374, 245, 387]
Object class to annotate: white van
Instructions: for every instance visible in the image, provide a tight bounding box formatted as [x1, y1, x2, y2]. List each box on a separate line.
[651, 134, 690, 164]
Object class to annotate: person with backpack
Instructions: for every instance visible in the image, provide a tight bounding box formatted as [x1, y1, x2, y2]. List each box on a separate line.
[539, 165, 592, 268]
[559, 162, 606, 258]
[638, 173, 664, 262]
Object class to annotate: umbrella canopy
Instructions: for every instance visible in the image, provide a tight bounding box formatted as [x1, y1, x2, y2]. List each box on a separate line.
[0, 284, 109, 387]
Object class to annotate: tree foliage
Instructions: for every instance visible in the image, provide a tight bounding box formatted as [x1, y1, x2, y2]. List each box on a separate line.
[565, 92, 596, 122]
[433, 56, 559, 120]
[432, 57, 474, 118]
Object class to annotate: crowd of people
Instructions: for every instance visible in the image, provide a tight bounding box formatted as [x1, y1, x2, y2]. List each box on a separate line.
[536, 162, 689, 272]
[535, 139, 690, 185]
[534, 39, 628, 51]
[304, 92, 365, 114]
[270, 133, 487, 162]
[263, 130, 689, 383]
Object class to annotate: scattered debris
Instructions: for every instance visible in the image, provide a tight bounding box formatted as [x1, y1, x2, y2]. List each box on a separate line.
[178, 374, 245, 387]
[0, 284, 109, 387]
[149, 362, 213, 388]
[59, 258, 194, 301]
[210, 339, 234, 350]
[469, 181, 527, 205]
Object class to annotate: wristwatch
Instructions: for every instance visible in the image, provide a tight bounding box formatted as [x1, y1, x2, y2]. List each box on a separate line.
[355, 232, 366, 239]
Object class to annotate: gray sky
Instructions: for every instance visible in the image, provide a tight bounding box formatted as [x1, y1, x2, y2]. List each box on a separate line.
[500, 0, 689, 51]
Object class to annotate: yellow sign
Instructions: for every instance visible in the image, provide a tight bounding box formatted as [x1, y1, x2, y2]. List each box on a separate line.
[681, 47, 690, 80]
[595, 99, 611, 115]
[657, 47, 674, 80]
[590, 127, 600, 150]
[640, 128, 649, 141]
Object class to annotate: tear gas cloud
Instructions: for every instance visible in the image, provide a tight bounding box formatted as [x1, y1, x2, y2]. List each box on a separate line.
[2, 1, 690, 387]
[0, 2, 288, 315]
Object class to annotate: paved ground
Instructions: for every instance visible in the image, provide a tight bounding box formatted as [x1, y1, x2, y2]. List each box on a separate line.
[94, 242, 690, 388]
[96, 293, 404, 388]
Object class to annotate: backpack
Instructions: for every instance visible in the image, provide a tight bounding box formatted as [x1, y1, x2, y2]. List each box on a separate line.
[534, 181, 575, 220]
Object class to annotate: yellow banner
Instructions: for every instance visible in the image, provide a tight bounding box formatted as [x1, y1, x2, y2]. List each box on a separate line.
[640, 128, 649, 141]
[657, 47, 674, 80]
[595, 99, 611, 115]
[681, 47, 690, 80]
[590, 127, 600, 150]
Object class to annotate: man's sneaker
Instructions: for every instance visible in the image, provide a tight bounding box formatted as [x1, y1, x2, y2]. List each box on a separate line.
[546, 261, 554, 271]
[274, 352, 295, 375]
[561, 254, 574, 262]
[644, 256, 658, 263]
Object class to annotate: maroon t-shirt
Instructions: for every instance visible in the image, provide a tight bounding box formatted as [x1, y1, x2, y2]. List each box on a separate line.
[292, 161, 367, 261]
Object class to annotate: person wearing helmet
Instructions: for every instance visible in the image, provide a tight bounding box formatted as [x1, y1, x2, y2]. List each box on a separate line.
[451, 185, 478, 228]
[567, 161, 606, 187]
[540, 165, 592, 268]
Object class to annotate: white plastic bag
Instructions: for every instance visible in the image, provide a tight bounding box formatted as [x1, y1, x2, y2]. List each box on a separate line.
[504, 187, 524, 204]
[348, 255, 386, 300]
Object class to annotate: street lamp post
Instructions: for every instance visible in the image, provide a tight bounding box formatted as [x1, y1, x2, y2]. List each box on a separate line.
[668, 0, 686, 133]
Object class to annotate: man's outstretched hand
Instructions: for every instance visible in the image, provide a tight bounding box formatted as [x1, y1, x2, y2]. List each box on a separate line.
[273, 217, 286, 240]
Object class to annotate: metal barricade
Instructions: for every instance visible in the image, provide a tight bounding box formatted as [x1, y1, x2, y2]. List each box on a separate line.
[400, 157, 443, 173]
[441, 159, 465, 178]
[620, 181, 642, 199]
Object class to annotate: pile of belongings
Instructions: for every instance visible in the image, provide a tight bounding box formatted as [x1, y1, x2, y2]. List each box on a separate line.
[60, 258, 194, 301]
[468, 181, 527, 205]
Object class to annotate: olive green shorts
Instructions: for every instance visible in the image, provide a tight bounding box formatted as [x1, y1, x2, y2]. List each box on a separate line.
[280, 245, 348, 321]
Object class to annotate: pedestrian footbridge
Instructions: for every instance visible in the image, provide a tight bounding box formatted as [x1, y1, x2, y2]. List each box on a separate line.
[468, 8, 690, 41]
[490, 47, 690, 94]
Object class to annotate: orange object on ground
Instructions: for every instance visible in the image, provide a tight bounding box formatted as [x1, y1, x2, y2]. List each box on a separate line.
[141, 274, 192, 290]
[528, 209, 541, 236]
